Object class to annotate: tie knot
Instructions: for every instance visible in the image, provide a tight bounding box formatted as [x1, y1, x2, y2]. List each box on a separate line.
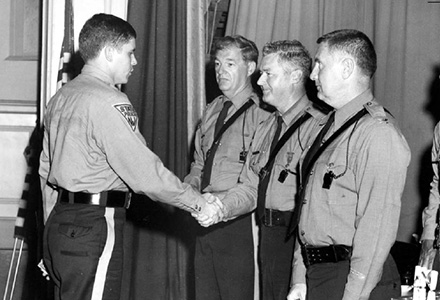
[223, 101, 233, 110]
[277, 115, 283, 126]
[327, 111, 335, 125]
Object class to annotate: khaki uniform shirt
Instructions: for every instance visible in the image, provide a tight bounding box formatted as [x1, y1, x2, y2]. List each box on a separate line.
[184, 85, 270, 199]
[220, 95, 325, 219]
[39, 64, 205, 220]
[421, 122, 440, 241]
[292, 89, 411, 300]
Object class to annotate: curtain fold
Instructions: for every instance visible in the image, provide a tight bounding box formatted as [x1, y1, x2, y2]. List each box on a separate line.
[225, 0, 440, 242]
[187, 0, 207, 148]
[121, 1, 202, 299]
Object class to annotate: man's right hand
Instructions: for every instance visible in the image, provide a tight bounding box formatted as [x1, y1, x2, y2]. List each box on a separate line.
[191, 193, 224, 227]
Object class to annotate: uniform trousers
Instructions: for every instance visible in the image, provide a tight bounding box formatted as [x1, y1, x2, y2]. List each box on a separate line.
[43, 203, 125, 300]
[305, 254, 400, 300]
[259, 225, 295, 300]
[194, 214, 254, 300]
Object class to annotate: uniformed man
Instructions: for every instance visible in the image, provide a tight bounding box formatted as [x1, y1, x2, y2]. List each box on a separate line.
[253, 40, 325, 300]
[184, 35, 270, 300]
[39, 13, 221, 300]
[287, 29, 411, 300]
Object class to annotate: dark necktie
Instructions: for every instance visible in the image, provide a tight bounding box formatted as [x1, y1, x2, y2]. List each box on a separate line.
[289, 111, 335, 231]
[257, 115, 283, 220]
[200, 101, 233, 191]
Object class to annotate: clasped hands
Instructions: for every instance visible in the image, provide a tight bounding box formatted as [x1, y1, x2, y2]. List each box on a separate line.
[192, 193, 224, 227]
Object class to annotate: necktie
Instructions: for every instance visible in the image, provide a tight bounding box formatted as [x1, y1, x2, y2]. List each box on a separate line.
[289, 111, 335, 231]
[200, 101, 233, 191]
[257, 115, 283, 220]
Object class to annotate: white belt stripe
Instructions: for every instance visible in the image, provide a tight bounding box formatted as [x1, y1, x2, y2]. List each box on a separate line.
[91, 208, 115, 300]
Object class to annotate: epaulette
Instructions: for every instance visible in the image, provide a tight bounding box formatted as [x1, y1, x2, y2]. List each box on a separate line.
[363, 101, 395, 125]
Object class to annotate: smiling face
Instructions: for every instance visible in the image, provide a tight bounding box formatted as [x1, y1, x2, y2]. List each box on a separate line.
[109, 38, 137, 85]
[257, 54, 295, 113]
[310, 43, 345, 108]
[214, 46, 254, 99]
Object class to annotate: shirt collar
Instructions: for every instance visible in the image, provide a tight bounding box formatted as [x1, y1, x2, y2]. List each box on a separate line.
[81, 64, 117, 87]
[280, 94, 310, 126]
[222, 84, 259, 108]
[334, 89, 374, 128]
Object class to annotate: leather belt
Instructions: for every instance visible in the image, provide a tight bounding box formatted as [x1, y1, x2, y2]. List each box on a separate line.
[301, 244, 352, 267]
[262, 209, 292, 227]
[58, 188, 131, 208]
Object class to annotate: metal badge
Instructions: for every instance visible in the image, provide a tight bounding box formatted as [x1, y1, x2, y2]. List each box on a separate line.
[239, 150, 248, 163]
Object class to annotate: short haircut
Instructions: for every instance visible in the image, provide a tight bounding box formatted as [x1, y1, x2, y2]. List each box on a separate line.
[317, 29, 377, 78]
[262, 40, 312, 83]
[212, 35, 259, 65]
[79, 13, 137, 62]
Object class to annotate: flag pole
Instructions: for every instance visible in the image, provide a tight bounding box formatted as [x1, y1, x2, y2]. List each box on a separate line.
[2, 238, 23, 300]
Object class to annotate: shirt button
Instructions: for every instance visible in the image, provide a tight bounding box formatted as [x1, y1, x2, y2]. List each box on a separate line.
[300, 230, 305, 236]
[302, 199, 307, 204]
[309, 170, 314, 175]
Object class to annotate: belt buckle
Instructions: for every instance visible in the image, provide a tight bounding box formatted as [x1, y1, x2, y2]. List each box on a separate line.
[330, 245, 339, 263]
[301, 245, 311, 267]
[125, 192, 132, 209]
[263, 209, 274, 227]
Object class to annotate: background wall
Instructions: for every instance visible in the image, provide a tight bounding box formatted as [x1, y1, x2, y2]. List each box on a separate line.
[0, 0, 40, 298]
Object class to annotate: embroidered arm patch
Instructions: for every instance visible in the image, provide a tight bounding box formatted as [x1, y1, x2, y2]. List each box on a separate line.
[114, 104, 138, 131]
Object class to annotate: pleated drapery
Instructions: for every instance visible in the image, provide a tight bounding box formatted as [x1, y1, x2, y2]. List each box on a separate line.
[120, 1, 204, 299]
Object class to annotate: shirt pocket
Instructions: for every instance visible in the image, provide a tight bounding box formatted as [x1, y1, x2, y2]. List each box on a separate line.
[325, 163, 357, 207]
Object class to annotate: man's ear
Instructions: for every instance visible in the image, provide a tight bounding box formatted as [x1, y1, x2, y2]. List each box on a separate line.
[104, 46, 114, 62]
[341, 57, 355, 79]
[290, 69, 303, 83]
[247, 61, 256, 76]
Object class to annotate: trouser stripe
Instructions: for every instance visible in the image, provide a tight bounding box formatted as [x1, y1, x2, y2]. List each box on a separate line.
[91, 208, 115, 300]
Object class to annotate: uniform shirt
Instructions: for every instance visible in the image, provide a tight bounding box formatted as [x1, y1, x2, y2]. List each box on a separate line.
[217, 95, 325, 219]
[291, 89, 411, 300]
[184, 85, 270, 196]
[421, 122, 440, 241]
[39, 64, 205, 220]
[251, 95, 325, 212]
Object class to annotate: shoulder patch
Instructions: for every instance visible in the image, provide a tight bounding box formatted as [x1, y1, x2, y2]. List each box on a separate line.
[114, 104, 138, 131]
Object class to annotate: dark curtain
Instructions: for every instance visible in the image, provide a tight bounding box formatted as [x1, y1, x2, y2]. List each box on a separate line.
[120, 1, 197, 299]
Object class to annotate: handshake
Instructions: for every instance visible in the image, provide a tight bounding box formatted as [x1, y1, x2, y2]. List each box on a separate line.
[192, 193, 225, 227]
